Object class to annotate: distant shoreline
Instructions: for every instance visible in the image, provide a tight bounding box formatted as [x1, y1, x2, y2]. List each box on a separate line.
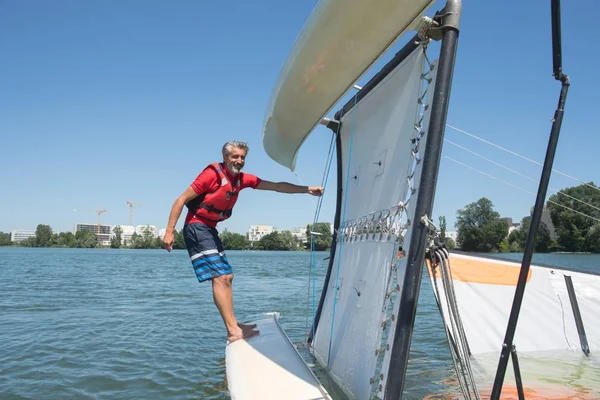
[552, 251, 593, 255]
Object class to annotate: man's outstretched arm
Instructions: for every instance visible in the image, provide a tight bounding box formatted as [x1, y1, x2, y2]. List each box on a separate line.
[256, 180, 324, 196]
[163, 186, 198, 251]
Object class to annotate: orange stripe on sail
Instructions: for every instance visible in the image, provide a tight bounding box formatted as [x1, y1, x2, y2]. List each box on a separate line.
[426, 254, 532, 286]
[424, 386, 596, 400]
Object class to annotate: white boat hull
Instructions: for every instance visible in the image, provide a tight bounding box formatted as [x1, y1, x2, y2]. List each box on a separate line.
[262, 0, 436, 170]
[225, 313, 330, 400]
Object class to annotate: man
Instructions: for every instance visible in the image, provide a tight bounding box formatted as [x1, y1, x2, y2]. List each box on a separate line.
[163, 141, 324, 343]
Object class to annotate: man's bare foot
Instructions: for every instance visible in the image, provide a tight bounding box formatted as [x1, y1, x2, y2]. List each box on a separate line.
[238, 322, 257, 330]
[228, 327, 260, 343]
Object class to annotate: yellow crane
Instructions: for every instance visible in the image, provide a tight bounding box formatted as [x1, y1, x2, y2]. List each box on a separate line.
[74, 208, 108, 234]
[126, 201, 143, 225]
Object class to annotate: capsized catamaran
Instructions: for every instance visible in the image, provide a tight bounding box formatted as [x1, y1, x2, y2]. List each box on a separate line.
[426, 250, 600, 399]
[226, 0, 598, 398]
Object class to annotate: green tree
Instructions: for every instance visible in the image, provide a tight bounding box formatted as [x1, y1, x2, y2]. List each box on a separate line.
[57, 232, 76, 247]
[503, 215, 553, 253]
[438, 216, 447, 243]
[547, 183, 600, 252]
[173, 229, 186, 250]
[455, 198, 508, 252]
[220, 231, 250, 250]
[280, 230, 302, 250]
[507, 228, 525, 251]
[437, 216, 456, 248]
[517, 216, 554, 253]
[523, 217, 551, 253]
[20, 237, 37, 247]
[19, 237, 36, 247]
[585, 224, 600, 253]
[111, 226, 123, 249]
[75, 230, 97, 248]
[0, 232, 11, 246]
[140, 226, 157, 248]
[129, 232, 142, 248]
[445, 237, 456, 250]
[35, 224, 53, 247]
[49, 233, 59, 247]
[257, 231, 288, 250]
[306, 222, 332, 251]
[499, 239, 510, 253]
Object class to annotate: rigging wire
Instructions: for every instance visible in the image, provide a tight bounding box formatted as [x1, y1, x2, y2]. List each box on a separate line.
[327, 95, 358, 368]
[442, 155, 600, 224]
[444, 138, 600, 214]
[304, 128, 337, 343]
[446, 124, 600, 194]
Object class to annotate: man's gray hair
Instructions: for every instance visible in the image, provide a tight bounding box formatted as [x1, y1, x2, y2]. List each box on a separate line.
[222, 141, 249, 156]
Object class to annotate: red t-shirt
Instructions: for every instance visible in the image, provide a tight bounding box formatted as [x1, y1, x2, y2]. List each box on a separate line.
[185, 163, 261, 227]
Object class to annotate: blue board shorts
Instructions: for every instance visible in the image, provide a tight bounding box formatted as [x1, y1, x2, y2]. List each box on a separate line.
[183, 223, 233, 282]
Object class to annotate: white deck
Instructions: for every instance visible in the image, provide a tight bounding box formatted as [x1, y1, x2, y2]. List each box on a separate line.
[225, 313, 331, 400]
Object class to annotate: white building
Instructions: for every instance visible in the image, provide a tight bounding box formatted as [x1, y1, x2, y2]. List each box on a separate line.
[135, 225, 158, 237]
[10, 230, 36, 243]
[110, 225, 136, 246]
[445, 231, 458, 243]
[247, 225, 277, 242]
[73, 223, 112, 246]
[290, 227, 308, 243]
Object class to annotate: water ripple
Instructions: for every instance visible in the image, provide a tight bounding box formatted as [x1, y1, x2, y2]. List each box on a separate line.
[2, 248, 598, 399]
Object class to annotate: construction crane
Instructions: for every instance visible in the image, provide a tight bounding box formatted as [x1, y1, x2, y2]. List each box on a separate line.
[74, 208, 108, 234]
[126, 201, 143, 225]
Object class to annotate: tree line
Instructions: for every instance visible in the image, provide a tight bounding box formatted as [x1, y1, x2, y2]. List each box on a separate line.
[0, 222, 333, 252]
[8, 181, 594, 254]
[449, 182, 600, 253]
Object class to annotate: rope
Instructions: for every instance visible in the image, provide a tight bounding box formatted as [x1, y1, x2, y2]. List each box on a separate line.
[303, 127, 337, 343]
[446, 124, 600, 194]
[430, 248, 480, 400]
[327, 95, 358, 368]
[442, 155, 600, 224]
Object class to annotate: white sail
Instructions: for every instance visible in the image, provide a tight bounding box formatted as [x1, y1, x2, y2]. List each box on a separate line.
[312, 48, 438, 399]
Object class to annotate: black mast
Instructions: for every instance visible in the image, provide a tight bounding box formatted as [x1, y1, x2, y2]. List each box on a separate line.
[490, 0, 570, 398]
[384, 1, 462, 398]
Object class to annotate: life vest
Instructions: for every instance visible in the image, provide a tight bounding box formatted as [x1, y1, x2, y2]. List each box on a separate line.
[185, 162, 241, 222]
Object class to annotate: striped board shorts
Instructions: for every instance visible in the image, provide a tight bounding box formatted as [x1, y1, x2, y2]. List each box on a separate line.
[183, 223, 233, 282]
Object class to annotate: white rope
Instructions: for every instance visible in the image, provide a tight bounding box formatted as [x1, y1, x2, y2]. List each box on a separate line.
[444, 138, 600, 214]
[446, 124, 600, 194]
[442, 155, 600, 224]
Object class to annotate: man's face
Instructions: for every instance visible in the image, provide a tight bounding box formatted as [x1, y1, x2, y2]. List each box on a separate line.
[223, 147, 246, 175]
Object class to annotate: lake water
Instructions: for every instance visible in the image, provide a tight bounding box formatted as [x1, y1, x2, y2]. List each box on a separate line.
[1, 248, 599, 399]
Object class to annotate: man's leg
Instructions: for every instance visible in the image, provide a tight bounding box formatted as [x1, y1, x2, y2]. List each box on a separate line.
[212, 274, 259, 342]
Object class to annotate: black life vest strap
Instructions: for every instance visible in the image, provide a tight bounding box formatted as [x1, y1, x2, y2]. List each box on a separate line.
[199, 202, 233, 217]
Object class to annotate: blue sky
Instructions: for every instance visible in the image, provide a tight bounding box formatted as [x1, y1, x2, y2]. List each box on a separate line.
[1, 0, 598, 236]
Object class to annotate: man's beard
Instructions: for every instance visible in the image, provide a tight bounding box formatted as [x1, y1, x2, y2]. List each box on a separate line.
[230, 164, 243, 174]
